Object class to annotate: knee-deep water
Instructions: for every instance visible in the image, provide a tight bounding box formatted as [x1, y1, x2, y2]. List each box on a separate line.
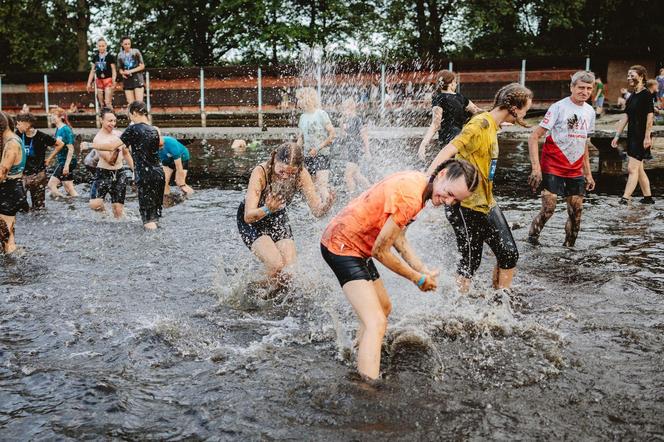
[1, 138, 663, 440]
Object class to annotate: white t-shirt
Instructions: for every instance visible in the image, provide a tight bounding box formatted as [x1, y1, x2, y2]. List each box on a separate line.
[539, 97, 595, 177]
[298, 109, 332, 156]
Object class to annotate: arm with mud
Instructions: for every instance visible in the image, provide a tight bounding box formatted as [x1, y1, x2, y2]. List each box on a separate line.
[299, 169, 334, 217]
[372, 217, 437, 292]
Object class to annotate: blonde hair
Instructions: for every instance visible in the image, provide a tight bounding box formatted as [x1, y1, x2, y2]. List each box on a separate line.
[296, 87, 320, 110]
[341, 97, 356, 111]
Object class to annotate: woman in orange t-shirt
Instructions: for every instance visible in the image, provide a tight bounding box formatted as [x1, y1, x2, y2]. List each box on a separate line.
[320, 159, 478, 380]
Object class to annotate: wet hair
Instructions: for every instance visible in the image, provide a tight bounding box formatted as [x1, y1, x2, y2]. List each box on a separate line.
[492, 83, 533, 127]
[15, 112, 36, 126]
[629, 65, 648, 85]
[436, 70, 456, 92]
[264, 142, 304, 200]
[571, 71, 595, 86]
[429, 158, 479, 192]
[100, 107, 115, 120]
[52, 107, 72, 127]
[295, 87, 320, 110]
[128, 101, 149, 116]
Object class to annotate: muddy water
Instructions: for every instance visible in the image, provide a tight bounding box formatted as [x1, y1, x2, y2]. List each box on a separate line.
[1, 139, 662, 440]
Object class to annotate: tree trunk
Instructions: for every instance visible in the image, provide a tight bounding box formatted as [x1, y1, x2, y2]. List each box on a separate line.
[414, 0, 429, 58]
[75, 0, 90, 71]
[426, 0, 443, 56]
[309, 0, 317, 46]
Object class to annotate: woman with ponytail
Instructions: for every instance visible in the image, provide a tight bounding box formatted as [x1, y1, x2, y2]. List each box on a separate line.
[46, 107, 79, 198]
[320, 159, 478, 380]
[237, 142, 335, 285]
[418, 70, 481, 163]
[0, 112, 27, 254]
[427, 83, 533, 292]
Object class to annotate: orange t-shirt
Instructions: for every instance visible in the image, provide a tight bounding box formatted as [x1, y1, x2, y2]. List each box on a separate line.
[321, 171, 428, 258]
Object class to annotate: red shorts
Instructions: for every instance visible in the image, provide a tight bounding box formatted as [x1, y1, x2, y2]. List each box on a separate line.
[95, 77, 113, 89]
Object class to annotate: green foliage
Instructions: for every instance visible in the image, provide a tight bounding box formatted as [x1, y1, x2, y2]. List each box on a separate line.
[1, 0, 661, 72]
[0, 0, 79, 71]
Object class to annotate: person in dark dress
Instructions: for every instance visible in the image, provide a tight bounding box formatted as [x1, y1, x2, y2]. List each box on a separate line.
[15, 113, 64, 210]
[611, 65, 655, 205]
[418, 70, 481, 164]
[82, 101, 165, 229]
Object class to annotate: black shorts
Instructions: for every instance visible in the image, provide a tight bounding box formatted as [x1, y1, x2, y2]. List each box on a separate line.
[163, 159, 189, 172]
[122, 74, 144, 90]
[0, 179, 28, 216]
[136, 167, 165, 224]
[52, 162, 77, 182]
[237, 202, 293, 248]
[90, 168, 129, 204]
[445, 204, 519, 278]
[626, 141, 650, 161]
[304, 155, 331, 175]
[321, 243, 380, 288]
[542, 173, 585, 197]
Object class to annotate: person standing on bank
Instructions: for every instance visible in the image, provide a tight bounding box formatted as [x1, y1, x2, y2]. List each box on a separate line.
[82, 101, 164, 230]
[611, 65, 655, 205]
[0, 112, 27, 254]
[321, 160, 478, 380]
[527, 71, 596, 247]
[593, 75, 605, 118]
[117, 36, 145, 104]
[15, 113, 64, 210]
[86, 37, 117, 109]
[427, 83, 533, 292]
[296, 87, 336, 202]
[418, 70, 481, 163]
[45, 107, 78, 198]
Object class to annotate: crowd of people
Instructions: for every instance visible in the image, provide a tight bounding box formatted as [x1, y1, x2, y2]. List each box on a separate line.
[0, 61, 659, 381]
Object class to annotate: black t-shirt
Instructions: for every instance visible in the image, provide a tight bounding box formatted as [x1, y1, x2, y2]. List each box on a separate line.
[432, 92, 470, 144]
[16, 129, 57, 175]
[625, 89, 655, 150]
[119, 123, 161, 182]
[92, 52, 116, 79]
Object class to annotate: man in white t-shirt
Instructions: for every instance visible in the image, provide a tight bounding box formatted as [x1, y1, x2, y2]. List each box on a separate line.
[527, 71, 597, 247]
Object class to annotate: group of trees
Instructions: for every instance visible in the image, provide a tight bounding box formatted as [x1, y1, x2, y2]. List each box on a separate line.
[1, 0, 661, 72]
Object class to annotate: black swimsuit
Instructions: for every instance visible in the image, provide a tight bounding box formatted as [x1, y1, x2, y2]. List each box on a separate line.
[237, 165, 295, 248]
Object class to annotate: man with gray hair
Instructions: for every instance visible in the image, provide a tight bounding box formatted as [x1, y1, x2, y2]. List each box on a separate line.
[526, 70, 597, 247]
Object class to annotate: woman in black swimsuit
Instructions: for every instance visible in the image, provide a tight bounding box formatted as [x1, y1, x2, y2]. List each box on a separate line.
[238, 142, 334, 284]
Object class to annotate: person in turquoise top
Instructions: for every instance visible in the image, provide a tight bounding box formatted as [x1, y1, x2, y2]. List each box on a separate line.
[46, 107, 79, 198]
[159, 136, 193, 197]
[0, 111, 28, 254]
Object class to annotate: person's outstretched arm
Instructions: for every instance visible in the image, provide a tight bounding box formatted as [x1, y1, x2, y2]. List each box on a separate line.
[299, 168, 334, 217]
[527, 126, 547, 191]
[81, 138, 124, 152]
[417, 106, 443, 161]
[425, 142, 459, 176]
